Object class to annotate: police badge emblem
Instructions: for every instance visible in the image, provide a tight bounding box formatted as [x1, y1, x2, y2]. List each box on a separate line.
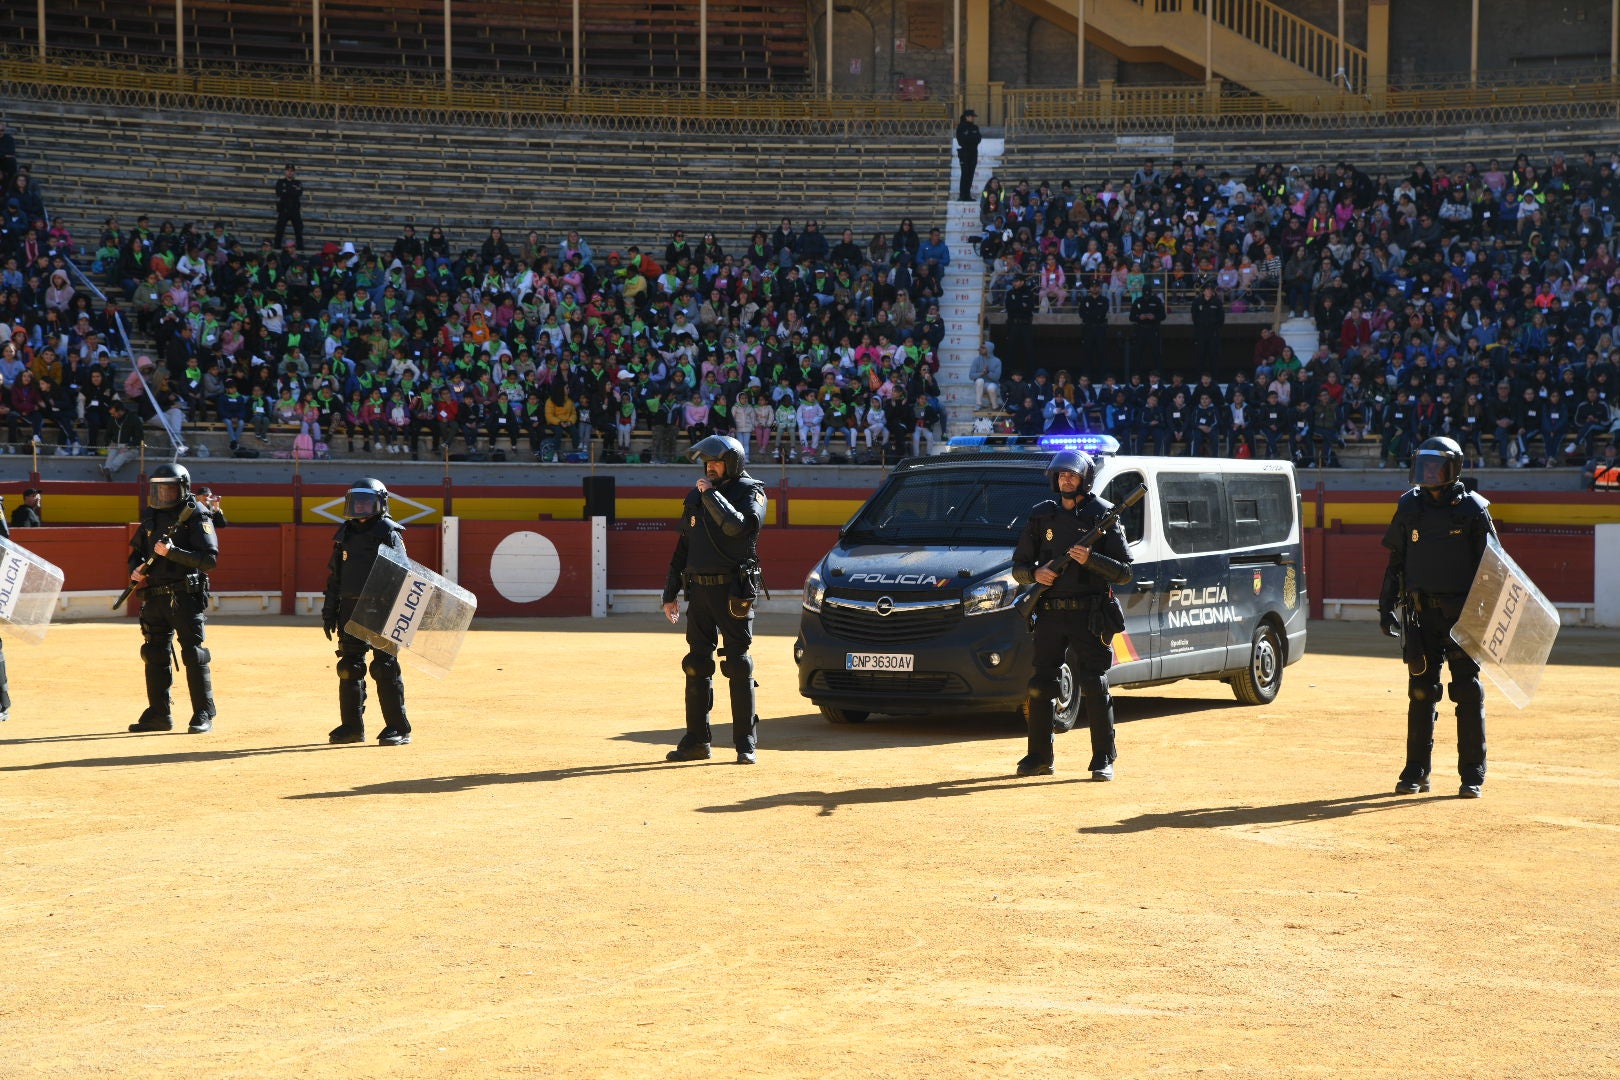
[1283, 566, 1297, 609]
[1411, 529, 1419, 543]
[1252, 569, 1263, 594]
[1045, 528, 1053, 541]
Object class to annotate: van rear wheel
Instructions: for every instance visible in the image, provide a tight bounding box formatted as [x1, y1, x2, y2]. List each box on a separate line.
[1232, 622, 1284, 705]
[820, 705, 870, 724]
[1021, 657, 1081, 733]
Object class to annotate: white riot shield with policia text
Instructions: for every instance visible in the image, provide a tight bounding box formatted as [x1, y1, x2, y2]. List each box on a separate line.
[1449, 536, 1561, 709]
[0, 535, 65, 644]
[343, 543, 477, 679]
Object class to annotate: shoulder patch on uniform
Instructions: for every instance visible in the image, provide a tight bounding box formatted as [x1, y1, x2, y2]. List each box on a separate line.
[200, 518, 215, 534]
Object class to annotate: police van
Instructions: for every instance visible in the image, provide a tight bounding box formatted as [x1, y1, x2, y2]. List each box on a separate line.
[794, 435, 1308, 727]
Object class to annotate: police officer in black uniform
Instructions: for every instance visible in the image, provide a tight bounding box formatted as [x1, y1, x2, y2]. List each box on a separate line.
[1004, 274, 1037, 373]
[1378, 436, 1496, 798]
[1011, 450, 1133, 778]
[322, 478, 411, 746]
[1077, 279, 1111, 372]
[1129, 283, 1166, 371]
[128, 463, 219, 734]
[661, 435, 768, 765]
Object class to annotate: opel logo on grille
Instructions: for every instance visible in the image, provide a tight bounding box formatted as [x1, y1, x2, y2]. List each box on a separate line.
[875, 596, 895, 616]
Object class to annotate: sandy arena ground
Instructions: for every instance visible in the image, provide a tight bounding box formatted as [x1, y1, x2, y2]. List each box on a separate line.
[2, 615, 1617, 1079]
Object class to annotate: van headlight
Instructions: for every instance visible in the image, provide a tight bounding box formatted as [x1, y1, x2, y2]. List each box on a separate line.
[963, 573, 1020, 616]
[803, 568, 826, 612]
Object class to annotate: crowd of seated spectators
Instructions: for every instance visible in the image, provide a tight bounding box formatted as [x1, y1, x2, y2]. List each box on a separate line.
[974, 150, 1620, 467]
[61, 211, 960, 464]
[0, 127, 143, 459]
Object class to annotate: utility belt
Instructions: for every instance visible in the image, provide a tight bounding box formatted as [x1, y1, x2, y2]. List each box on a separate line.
[143, 573, 209, 598]
[1038, 595, 1099, 612]
[1408, 591, 1465, 620]
[684, 562, 767, 617]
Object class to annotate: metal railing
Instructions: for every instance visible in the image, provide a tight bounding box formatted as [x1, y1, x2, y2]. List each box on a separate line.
[1196, 0, 1368, 93]
[0, 47, 952, 135]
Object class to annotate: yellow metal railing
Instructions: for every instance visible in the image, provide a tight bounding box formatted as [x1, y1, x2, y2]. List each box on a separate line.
[6, 44, 1619, 133]
[1004, 72, 1620, 129]
[0, 48, 953, 130]
[1199, 0, 1367, 91]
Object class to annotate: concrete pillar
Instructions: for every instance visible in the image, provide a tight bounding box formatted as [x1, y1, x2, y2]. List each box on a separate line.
[1367, 0, 1389, 106]
[966, 0, 989, 117]
[1597, 524, 1620, 627]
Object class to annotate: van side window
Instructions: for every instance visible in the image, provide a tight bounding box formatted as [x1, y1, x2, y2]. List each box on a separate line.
[1158, 473, 1231, 554]
[1227, 475, 1295, 547]
[1100, 471, 1145, 544]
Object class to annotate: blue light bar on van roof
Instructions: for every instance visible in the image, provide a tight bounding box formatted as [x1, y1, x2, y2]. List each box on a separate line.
[947, 433, 1120, 456]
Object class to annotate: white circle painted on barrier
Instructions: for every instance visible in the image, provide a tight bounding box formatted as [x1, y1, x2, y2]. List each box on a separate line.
[489, 530, 561, 604]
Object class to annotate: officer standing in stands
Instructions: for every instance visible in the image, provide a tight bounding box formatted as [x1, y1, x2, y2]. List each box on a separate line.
[1077, 278, 1111, 372]
[954, 109, 981, 203]
[322, 478, 411, 746]
[273, 163, 305, 251]
[1130, 282, 1166, 371]
[661, 434, 767, 765]
[1004, 274, 1037, 373]
[1011, 451, 1133, 778]
[1377, 436, 1497, 798]
[128, 464, 219, 734]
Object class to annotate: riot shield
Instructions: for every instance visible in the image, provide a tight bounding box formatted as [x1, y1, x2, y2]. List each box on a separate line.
[342, 543, 477, 678]
[1449, 536, 1561, 709]
[0, 536, 65, 644]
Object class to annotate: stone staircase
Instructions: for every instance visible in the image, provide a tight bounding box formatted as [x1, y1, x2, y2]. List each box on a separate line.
[937, 136, 1004, 438]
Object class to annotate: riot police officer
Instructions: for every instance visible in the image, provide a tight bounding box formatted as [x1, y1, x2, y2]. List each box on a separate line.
[1011, 451, 1133, 778]
[1378, 436, 1496, 798]
[128, 463, 219, 734]
[661, 434, 767, 765]
[322, 478, 411, 746]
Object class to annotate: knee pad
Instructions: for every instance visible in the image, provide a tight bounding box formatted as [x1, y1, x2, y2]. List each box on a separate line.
[681, 652, 716, 679]
[1027, 673, 1060, 701]
[140, 641, 168, 665]
[369, 654, 402, 681]
[180, 644, 211, 669]
[337, 656, 368, 681]
[1076, 675, 1110, 704]
[1448, 678, 1483, 707]
[719, 653, 754, 681]
[1408, 677, 1443, 704]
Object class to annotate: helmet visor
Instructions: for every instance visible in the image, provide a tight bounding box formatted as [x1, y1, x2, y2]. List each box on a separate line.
[1413, 450, 1457, 489]
[344, 490, 380, 519]
[148, 479, 183, 510]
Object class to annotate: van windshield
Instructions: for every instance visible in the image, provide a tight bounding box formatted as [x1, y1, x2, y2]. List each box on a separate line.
[842, 470, 1051, 544]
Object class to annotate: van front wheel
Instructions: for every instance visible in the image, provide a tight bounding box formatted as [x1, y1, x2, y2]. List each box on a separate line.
[1232, 622, 1284, 705]
[820, 705, 871, 724]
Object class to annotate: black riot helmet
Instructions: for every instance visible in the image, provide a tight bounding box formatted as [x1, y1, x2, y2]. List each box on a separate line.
[343, 477, 389, 521]
[1045, 449, 1095, 495]
[1412, 436, 1463, 491]
[147, 462, 191, 510]
[689, 434, 747, 482]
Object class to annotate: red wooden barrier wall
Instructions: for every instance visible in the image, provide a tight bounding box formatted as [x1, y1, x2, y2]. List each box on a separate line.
[15, 522, 1595, 618]
[456, 521, 592, 617]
